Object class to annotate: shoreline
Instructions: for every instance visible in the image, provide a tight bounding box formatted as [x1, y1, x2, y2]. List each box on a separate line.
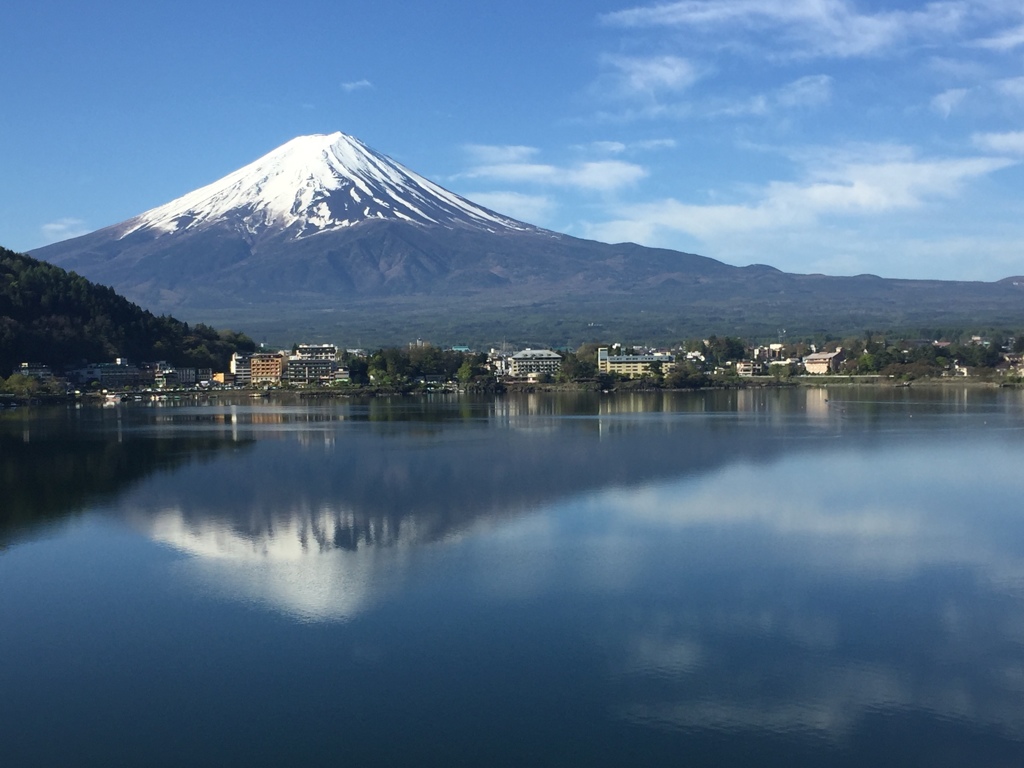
[2, 375, 1018, 408]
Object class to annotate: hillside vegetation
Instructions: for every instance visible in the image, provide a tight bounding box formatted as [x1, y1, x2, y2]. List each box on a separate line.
[0, 245, 254, 376]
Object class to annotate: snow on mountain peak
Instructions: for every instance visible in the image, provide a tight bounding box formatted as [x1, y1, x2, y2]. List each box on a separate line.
[122, 132, 533, 240]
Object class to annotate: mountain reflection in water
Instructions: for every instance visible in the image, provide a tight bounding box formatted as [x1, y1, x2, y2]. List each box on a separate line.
[3, 389, 1024, 766]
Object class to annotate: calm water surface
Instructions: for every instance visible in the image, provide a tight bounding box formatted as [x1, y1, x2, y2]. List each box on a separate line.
[2, 388, 1024, 767]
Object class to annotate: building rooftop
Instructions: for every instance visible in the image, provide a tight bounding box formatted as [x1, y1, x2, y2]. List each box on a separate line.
[510, 349, 562, 360]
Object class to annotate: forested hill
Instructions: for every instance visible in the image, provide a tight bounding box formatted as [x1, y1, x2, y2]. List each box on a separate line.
[0, 245, 254, 376]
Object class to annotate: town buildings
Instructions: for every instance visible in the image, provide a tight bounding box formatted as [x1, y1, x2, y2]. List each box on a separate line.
[597, 347, 676, 378]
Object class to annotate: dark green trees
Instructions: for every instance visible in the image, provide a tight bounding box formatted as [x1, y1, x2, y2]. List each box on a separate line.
[0, 246, 254, 375]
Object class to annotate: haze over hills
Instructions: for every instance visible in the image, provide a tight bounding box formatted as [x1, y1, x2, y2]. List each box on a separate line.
[32, 132, 1024, 345]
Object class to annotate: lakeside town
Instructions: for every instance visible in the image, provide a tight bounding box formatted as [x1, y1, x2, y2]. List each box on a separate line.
[4, 331, 1024, 402]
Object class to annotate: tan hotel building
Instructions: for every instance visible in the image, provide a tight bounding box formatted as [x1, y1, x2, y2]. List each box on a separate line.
[250, 352, 285, 385]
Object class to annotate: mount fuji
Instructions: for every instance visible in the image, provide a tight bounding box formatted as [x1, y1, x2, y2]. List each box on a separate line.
[118, 132, 538, 240]
[31, 132, 1024, 343]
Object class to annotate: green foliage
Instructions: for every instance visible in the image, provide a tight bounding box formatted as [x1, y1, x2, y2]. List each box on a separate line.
[663, 361, 711, 389]
[0, 246, 255, 375]
[342, 345, 487, 389]
[701, 335, 747, 364]
[456, 360, 477, 384]
[0, 373, 39, 396]
[770, 362, 796, 380]
[556, 351, 597, 382]
[841, 334, 1009, 376]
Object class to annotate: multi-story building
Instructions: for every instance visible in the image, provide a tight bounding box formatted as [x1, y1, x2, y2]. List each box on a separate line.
[285, 344, 340, 385]
[176, 367, 198, 386]
[230, 353, 252, 387]
[250, 352, 285, 385]
[68, 361, 144, 388]
[735, 360, 765, 376]
[19, 362, 54, 380]
[294, 344, 338, 362]
[285, 358, 336, 385]
[597, 348, 675, 378]
[508, 349, 562, 378]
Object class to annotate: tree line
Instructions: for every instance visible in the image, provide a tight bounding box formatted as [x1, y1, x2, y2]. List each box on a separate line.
[0, 246, 255, 377]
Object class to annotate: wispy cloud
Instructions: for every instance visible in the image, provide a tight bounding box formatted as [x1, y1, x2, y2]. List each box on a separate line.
[635, 138, 678, 150]
[599, 54, 701, 98]
[972, 130, 1024, 154]
[584, 147, 1013, 243]
[776, 74, 833, 108]
[579, 139, 678, 154]
[931, 87, 968, 117]
[589, 140, 628, 154]
[340, 79, 373, 93]
[466, 191, 554, 225]
[994, 75, 1024, 100]
[463, 144, 539, 164]
[600, 0, 970, 59]
[463, 161, 648, 191]
[975, 22, 1024, 50]
[459, 145, 648, 192]
[707, 74, 833, 117]
[41, 217, 89, 243]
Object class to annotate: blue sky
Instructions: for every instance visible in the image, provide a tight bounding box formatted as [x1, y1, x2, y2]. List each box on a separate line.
[4, 0, 1024, 280]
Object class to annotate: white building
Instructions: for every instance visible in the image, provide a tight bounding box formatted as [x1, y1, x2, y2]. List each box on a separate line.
[230, 352, 251, 386]
[508, 349, 562, 378]
[294, 344, 338, 361]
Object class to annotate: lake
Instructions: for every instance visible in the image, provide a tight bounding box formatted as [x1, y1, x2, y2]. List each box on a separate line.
[2, 387, 1024, 767]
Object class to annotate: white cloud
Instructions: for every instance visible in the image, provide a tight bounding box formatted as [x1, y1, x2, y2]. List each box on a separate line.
[459, 147, 648, 192]
[707, 74, 833, 117]
[975, 22, 1024, 50]
[775, 74, 833, 107]
[40, 217, 89, 243]
[995, 75, 1024, 100]
[972, 130, 1024, 153]
[463, 144, 540, 164]
[926, 56, 990, 80]
[579, 139, 677, 155]
[600, 0, 970, 59]
[635, 138, 678, 150]
[931, 87, 969, 117]
[340, 79, 373, 92]
[589, 140, 628, 154]
[568, 161, 649, 190]
[466, 191, 554, 224]
[600, 54, 701, 97]
[583, 148, 1013, 241]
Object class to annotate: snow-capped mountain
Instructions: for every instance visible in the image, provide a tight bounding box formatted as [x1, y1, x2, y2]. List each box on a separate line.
[120, 131, 535, 241]
[31, 130, 1024, 343]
